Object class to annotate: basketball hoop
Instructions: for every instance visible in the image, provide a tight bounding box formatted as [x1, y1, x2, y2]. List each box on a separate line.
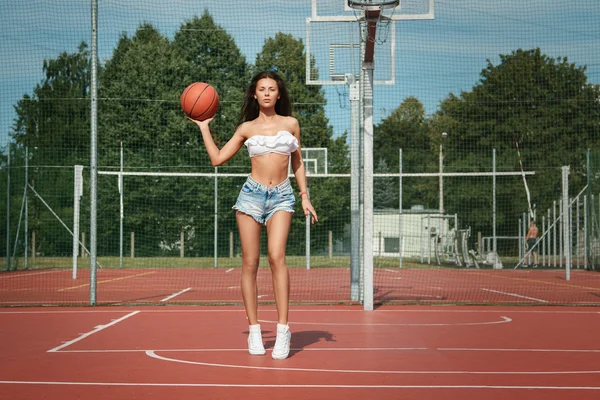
[346, 0, 399, 46]
[346, 0, 400, 12]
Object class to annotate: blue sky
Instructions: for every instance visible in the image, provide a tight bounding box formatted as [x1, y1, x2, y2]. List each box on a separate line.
[1, 0, 599, 148]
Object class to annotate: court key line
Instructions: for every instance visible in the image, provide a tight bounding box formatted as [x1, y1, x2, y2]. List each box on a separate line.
[0, 270, 64, 279]
[439, 348, 600, 353]
[473, 271, 600, 292]
[257, 316, 512, 326]
[0, 380, 599, 390]
[53, 346, 600, 354]
[161, 288, 191, 302]
[54, 347, 430, 353]
[58, 272, 156, 291]
[146, 350, 600, 375]
[481, 288, 547, 303]
[48, 311, 139, 353]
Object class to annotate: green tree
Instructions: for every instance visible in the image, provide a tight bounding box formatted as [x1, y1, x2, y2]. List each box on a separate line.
[97, 24, 189, 256]
[374, 158, 397, 209]
[98, 14, 251, 257]
[172, 12, 251, 257]
[9, 43, 91, 256]
[173, 11, 248, 158]
[12, 43, 90, 159]
[374, 96, 436, 209]
[434, 48, 600, 238]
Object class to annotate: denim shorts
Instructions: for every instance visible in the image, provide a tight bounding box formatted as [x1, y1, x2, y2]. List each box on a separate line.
[232, 175, 295, 225]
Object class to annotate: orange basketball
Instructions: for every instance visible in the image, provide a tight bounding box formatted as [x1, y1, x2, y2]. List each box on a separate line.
[180, 82, 220, 121]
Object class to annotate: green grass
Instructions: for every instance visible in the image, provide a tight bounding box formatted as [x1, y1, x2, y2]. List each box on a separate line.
[1, 255, 452, 270]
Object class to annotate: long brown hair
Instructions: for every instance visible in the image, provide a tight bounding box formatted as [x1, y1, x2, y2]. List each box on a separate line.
[239, 71, 291, 123]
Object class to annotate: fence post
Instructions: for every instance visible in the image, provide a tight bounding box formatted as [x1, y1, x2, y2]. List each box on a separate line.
[584, 195, 588, 269]
[31, 231, 36, 260]
[562, 166, 571, 281]
[559, 201, 563, 267]
[542, 217, 546, 267]
[81, 232, 86, 257]
[305, 180, 311, 270]
[180, 231, 184, 258]
[553, 201, 557, 267]
[576, 196, 580, 269]
[72, 165, 83, 279]
[130, 232, 135, 258]
[5, 143, 10, 271]
[518, 218, 522, 260]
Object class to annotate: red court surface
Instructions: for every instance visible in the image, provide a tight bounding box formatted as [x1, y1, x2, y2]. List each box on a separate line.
[2, 267, 600, 306]
[1, 305, 600, 399]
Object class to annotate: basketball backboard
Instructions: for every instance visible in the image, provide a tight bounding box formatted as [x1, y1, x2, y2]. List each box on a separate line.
[306, 19, 394, 85]
[311, 0, 434, 23]
[306, 0, 434, 85]
[289, 148, 328, 176]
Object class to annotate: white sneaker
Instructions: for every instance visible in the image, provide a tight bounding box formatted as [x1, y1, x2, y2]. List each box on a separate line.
[272, 323, 291, 360]
[248, 324, 266, 355]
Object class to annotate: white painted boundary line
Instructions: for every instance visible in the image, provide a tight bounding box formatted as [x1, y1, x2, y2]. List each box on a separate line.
[47, 311, 139, 353]
[146, 350, 600, 376]
[161, 288, 191, 302]
[0, 380, 599, 390]
[257, 316, 512, 326]
[439, 348, 600, 353]
[58, 347, 429, 353]
[0, 270, 65, 279]
[482, 288, 548, 303]
[1, 309, 599, 315]
[49, 347, 600, 354]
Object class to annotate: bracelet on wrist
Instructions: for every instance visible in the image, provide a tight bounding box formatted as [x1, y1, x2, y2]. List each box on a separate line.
[299, 191, 309, 198]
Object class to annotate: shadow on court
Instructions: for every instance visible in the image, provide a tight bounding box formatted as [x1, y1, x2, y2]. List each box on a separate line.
[261, 330, 335, 358]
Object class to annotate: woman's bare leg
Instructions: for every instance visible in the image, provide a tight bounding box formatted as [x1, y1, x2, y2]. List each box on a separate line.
[237, 211, 262, 325]
[265, 211, 293, 325]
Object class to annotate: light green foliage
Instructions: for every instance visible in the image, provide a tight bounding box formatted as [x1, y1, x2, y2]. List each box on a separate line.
[433, 48, 600, 236]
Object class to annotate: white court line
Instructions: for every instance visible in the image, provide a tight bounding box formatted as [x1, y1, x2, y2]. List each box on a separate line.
[47, 311, 139, 353]
[0, 380, 598, 390]
[225, 268, 234, 273]
[0, 270, 64, 279]
[481, 288, 548, 303]
[0, 381, 599, 390]
[439, 348, 600, 353]
[161, 288, 191, 302]
[1, 309, 599, 315]
[57, 347, 430, 353]
[146, 350, 600, 375]
[41, 346, 600, 354]
[257, 316, 512, 327]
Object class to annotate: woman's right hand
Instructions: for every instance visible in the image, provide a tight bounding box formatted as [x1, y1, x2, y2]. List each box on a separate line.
[188, 116, 215, 128]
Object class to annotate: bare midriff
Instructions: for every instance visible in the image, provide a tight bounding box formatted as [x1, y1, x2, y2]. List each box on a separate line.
[250, 153, 290, 186]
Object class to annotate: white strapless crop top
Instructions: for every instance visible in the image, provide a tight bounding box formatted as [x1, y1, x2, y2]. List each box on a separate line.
[245, 131, 299, 158]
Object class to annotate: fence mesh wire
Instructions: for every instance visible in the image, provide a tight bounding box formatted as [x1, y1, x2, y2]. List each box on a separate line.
[1, 0, 600, 306]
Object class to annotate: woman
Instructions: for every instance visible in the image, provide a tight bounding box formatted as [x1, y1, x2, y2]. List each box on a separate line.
[190, 71, 318, 360]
